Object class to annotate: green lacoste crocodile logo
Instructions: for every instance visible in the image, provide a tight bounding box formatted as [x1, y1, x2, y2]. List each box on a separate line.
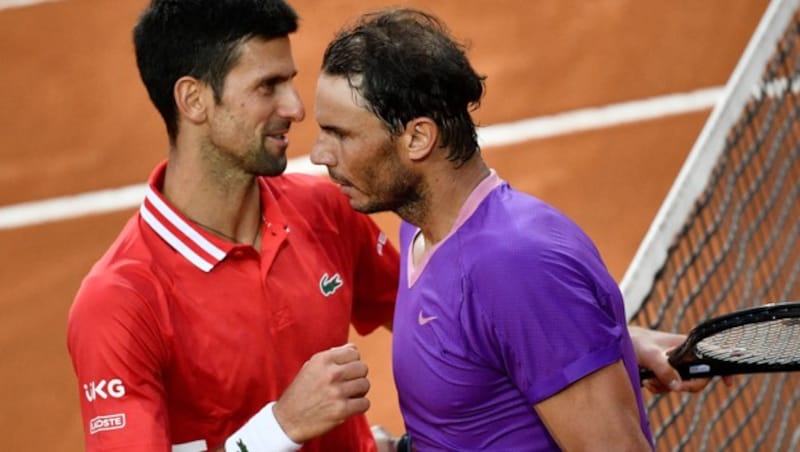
[236, 438, 249, 452]
[320, 272, 344, 296]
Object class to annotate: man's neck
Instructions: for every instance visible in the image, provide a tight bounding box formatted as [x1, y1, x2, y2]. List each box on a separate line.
[162, 149, 263, 246]
[415, 156, 490, 245]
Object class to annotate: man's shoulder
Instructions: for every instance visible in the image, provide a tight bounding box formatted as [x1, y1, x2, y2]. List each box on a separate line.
[75, 257, 162, 309]
[262, 173, 339, 197]
[472, 188, 588, 246]
[72, 217, 165, 317]
[261, 173, 350, 217]
[450, 192, 587, 272]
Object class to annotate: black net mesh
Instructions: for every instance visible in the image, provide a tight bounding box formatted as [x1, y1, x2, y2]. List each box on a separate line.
[629, 11, 800, 452]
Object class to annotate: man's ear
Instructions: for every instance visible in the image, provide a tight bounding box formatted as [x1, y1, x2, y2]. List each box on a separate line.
[404, 117, 438, 162]
[174, 76, 208, 124]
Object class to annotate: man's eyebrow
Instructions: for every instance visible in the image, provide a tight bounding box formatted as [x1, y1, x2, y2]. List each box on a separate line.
[259, 70, 298, 85]
[320, 124, 348, 136]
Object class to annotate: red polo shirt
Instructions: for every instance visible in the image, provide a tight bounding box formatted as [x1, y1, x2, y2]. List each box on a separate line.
[67, 161, 400, 451]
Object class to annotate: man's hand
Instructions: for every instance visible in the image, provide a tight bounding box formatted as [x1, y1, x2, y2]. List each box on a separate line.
[273, 343, 371, 443]
[630, 326, 732, 393]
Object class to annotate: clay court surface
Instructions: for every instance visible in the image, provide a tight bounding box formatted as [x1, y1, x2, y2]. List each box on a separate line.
[0, 0, 769, 449]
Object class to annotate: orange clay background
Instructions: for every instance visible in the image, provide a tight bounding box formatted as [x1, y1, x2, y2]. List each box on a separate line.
[0, 0, 769, 449]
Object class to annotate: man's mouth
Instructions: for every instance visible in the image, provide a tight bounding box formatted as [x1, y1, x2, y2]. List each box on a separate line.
[331, 175, 351, 187]
[265, 132, 288, 145]
[265, 124, 291, 145]
[329, 172, 353, 188]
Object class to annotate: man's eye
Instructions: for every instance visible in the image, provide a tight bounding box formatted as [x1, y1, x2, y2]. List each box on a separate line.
[324, 128, 344, 139]
[260, 82, 275, 94]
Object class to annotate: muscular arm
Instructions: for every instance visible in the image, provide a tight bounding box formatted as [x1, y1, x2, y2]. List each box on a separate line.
[68, 275, 172, 451]
[534, 360, 652, 452]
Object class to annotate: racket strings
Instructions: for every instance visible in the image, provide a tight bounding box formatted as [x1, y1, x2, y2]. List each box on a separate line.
[696, 318, 800, 365]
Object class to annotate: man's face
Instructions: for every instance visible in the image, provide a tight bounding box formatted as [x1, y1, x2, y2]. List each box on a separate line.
[204, 36, 305, 177]
[310, 73, 422, 214]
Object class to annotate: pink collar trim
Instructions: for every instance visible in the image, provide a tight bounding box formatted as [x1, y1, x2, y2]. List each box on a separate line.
[407, 170, 503, 287]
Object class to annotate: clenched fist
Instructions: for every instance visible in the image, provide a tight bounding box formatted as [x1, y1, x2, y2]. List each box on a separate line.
[273, 343, 371, 443]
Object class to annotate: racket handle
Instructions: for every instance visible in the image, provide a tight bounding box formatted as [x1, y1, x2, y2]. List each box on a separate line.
[639, 364, 717, 382]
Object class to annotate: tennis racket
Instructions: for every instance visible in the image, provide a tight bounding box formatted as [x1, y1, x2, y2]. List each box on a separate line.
[639, 301, 800, 380]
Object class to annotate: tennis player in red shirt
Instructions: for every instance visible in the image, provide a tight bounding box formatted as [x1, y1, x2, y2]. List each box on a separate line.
[67, 0, 399, 450]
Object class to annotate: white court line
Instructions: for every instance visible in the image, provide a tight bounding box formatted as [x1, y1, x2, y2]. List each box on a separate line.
[0, 87, 722, 230]
[0, 0, 57, 11]
[478, 86, 721, 147]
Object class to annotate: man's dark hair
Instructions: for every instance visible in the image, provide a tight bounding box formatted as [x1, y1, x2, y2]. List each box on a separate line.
[133, 0, 299, 143]
[321, 8, 486, 164]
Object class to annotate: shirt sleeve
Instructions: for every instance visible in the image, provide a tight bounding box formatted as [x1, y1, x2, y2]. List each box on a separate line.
[466, 238, 626, 405]
[67, 269, 171, 451]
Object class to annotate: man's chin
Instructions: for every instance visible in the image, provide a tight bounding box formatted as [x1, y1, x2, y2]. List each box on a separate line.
[346, 196, 370, 214]
[349, 199, 390, 215]
[350, 203, 372, 214]
[254, 158, 287, 177]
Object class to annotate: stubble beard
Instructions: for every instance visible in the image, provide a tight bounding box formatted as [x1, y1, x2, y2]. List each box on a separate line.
[353, 138, 428, 222]
[250, 143, 287, 177]
[207, 110, 290, 178]
[358, 164, 428, 226]
[392, 184, 428, 228]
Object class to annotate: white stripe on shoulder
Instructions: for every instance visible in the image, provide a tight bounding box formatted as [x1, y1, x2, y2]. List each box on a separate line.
[140, 204, 214, 272]
[172, 439, 208, 452]
[145, 187, 226, 261]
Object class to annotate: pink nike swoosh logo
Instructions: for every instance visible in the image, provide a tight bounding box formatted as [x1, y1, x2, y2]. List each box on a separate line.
[418, 310, 438, 325]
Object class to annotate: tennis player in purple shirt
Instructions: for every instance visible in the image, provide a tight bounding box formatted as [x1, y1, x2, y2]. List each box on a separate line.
[311, 7, 665, 451]
[392, 173, 653, 450]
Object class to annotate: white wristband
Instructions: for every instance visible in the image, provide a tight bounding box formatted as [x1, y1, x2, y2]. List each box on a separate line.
[224, 402, 302, 452]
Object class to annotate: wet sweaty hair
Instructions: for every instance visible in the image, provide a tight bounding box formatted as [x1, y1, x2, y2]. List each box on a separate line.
[321, 8, 486, 165]
[133, 0, 298, 144]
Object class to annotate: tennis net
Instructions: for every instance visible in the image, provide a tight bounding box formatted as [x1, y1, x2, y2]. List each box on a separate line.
[620, 0, 800, 450]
